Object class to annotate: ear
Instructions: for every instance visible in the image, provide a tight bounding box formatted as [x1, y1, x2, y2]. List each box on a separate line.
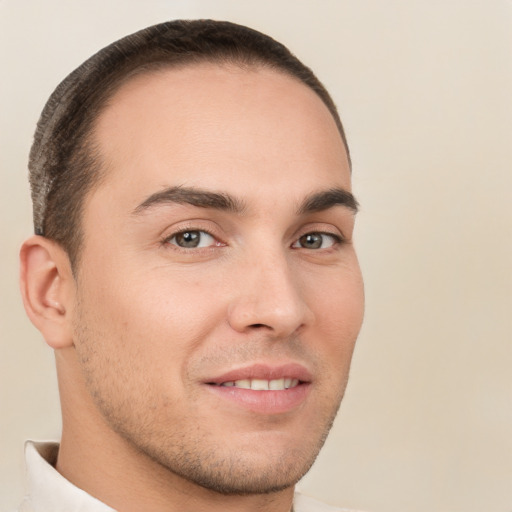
[20, 235, 75, 349]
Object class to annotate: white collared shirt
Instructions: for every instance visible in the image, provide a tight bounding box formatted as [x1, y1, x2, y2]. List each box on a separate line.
[17, 441, 362, 512]
[17, 441, 115, 512]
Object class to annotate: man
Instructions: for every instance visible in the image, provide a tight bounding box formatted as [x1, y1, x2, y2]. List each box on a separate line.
[18, 19, 364, 512]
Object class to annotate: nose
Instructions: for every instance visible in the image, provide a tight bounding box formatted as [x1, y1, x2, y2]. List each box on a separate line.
[227, 250, 314, 338]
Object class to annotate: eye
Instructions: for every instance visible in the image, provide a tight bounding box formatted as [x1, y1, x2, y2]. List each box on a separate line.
[166, 230, 217, 249]
[292, 232, 341, 250]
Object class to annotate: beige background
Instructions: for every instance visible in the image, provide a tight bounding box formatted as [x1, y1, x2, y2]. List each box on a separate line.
[1, 1, 511, 511]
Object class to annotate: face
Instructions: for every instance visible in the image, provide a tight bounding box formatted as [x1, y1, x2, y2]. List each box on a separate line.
[71, 64, 364, 494]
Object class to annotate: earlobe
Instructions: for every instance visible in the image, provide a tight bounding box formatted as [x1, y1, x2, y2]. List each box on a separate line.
[20, 235, 75, 349]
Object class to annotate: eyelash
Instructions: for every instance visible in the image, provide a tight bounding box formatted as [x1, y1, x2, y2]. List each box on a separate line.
[161, 228, 222, 251]
[161, 228, 345, 252]
[292, 231, 345, 250]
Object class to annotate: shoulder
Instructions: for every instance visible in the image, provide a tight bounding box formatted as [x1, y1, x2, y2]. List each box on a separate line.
[294, 492, 366, 512]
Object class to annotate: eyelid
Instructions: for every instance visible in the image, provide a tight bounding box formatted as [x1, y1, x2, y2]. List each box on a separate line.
[163, 227, 212, 240]
[294, 222, 347, 242]
[169, 230, 215, 248]
[291, 231, 345, 250]
[160, 222, 226, 250]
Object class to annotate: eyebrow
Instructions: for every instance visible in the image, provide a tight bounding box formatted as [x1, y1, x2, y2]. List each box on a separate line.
[132, 185, 358, 216]
[298, 188, 359, 215]
[133, 186, 246, 215]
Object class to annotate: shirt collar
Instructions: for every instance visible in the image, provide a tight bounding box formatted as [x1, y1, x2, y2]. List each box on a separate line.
[22, 441, 116, 512]
[21, 440, 359, 512]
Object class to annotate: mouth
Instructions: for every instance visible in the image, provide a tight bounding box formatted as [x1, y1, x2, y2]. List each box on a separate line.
[204, 363, 312, 414]
[209, 378, 301, 391]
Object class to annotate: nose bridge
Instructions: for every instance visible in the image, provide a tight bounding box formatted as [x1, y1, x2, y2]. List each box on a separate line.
[228, 244, 312, 336]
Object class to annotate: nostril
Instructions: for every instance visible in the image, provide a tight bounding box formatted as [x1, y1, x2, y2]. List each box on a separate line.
[249, 323, 268, 329]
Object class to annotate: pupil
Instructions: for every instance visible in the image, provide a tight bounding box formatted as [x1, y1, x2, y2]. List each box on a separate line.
[177, 231, 200, 247]
[302, 233, 322, 249]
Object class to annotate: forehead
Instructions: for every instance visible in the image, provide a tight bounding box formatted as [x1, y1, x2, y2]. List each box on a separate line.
[89, 63, 351, 210]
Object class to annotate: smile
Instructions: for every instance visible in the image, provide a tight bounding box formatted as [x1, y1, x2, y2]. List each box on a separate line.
[204, 363, 312, 414]
[215, 378, 300, 390]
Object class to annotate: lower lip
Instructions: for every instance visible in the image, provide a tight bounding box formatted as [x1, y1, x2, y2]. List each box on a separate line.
[205, 383, 311, 414]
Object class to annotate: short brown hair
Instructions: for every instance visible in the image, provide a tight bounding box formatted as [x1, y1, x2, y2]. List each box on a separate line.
[29, 19, 350, 268]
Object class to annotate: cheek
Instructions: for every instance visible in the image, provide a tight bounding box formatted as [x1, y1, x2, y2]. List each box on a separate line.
[72, 265, 229, 422]
[304, 261, 365, 353]
[307, 267, 364, 407]
[75, 264, 227, 370]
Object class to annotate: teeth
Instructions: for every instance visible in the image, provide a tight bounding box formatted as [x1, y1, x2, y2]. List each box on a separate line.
[235, 379, 251, 389]
[269, 378, 285, 390]
[251, 379, 269, 390]
[219, 378, 300, 390]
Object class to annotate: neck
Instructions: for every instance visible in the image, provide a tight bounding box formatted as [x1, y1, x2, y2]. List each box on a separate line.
[55, 349, 295, 512]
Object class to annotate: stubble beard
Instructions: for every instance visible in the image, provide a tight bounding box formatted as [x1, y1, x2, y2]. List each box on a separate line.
[123, 395, 345, 497]
[85, 371, 346, 497]
[72, 303, 348, 497]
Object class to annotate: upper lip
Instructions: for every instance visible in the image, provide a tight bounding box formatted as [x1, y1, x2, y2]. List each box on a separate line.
[205, 363, 313, 385]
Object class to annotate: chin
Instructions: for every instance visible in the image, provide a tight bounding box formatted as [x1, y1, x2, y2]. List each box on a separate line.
[138, 427, 326, 496]
[169, 448, 316, 496]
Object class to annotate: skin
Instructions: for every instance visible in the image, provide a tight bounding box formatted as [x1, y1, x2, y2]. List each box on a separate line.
[20, 63, 364, 512]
